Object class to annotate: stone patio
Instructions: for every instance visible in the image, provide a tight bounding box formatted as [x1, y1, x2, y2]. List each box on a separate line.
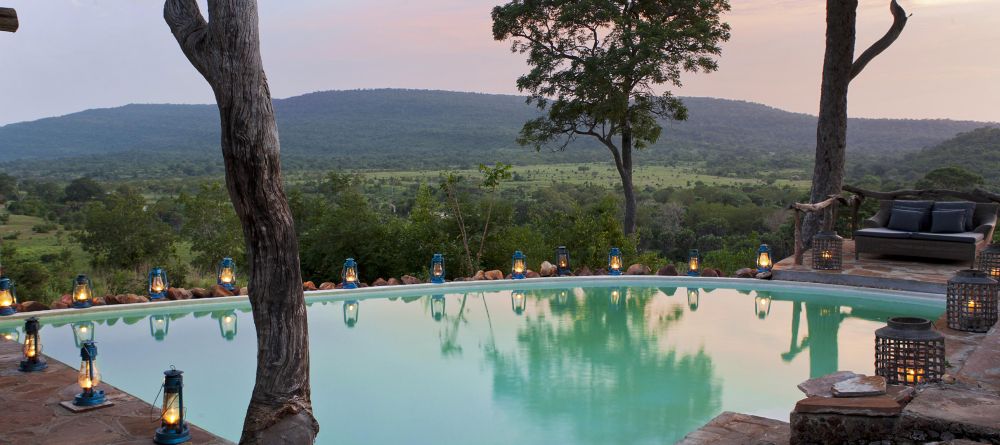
[773, 239, 966, 294]
[0, 339, 231, 445]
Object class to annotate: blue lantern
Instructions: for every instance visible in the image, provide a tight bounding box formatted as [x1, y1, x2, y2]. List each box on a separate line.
[430, 295, 445, 321]
[756, 244, 773, 274]
[154, 368, 191, 444]
[687, 249, 701, 277]
[72, 321, 95, 348]
[74, 340, 105, 406]
[511, 251, 527, 280]
[555, 246, 572, 276]
[687, 288, 700, 311]
[608, 247, 624, 276]
[150, 315, 169, 342]
[19, 317, 47, 372]
[217, 311, 238, 341]
[0, 276, 17, 315]
[343, 300, 359, 327]
[430, 254, 445, 284]
[217, 257, 237, 292]
[342, 258, 359, 289]
[148, 267, 170, 300]
[511, 290, 526, 315]
[71, 274, 94, 309]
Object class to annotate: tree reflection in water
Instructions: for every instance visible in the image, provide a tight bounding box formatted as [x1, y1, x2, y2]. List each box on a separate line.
[483, 286, 721, 445]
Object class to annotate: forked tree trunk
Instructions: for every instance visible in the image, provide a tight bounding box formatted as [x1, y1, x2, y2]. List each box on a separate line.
[616, 125, 637, 236]
[163, 1, 318, 444]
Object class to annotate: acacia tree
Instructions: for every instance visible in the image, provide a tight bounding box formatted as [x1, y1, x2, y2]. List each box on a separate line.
[804, 0, 908, 242]
[492, 0, 730, 235]
[164, 1, 318, 443]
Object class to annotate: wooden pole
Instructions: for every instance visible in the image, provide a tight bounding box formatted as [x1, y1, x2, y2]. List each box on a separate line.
[794, 211, 804, 266]
[0, 8, 18, 33]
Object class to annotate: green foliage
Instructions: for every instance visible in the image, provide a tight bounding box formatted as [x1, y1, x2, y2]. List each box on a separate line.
[75, 187, 177, 270]
[64, 177, 105, 203]
[914, 166, 984, 191]
[177, 183, 244, 272]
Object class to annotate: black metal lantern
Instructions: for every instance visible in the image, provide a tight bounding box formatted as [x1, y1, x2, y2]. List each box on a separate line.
[74, 340, 105, 406]
[946, 269, 998, 333]
[71, 274, 94, 309]
[217, 311, 238, 340]
[19, 317, 47, 372]
[687, 288, 700, 311]
[874, 317, 945, 386]
[976, 244, 1000, 280]
[72, 321, 95, 348]
[555, 246, 571, 276]
[430, 295, 445, 321]
[811, 231, 844, 270]
[511, 290, 526, 315]
[154, 368, 191, 444]
[148, 267, 169, 300]
[0, 276, 17, 315]
[343, 300, 359, 327]
[150, 315, 170, 342]
[687, 250, 700, 276]
[430, 254, 445, 284]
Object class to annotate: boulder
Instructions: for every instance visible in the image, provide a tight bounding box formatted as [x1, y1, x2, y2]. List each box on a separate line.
[59, 294, 73, 305]
[756, 271, 773, 280]
[190, 288, 211, 299]
[359, 283, 369, 288]
[734, 268, 756, 279]
[92, 297, 106, 306]
[657, 264, 679, 276]
[387, 278, 402, 286]
[472, 270, 486, 280]
[702, 269, 719, 277]
[539, 261, 557, 277]
[303, 281, 318, 291]
[626, 264, 651, 275]
[51, 301, 69, 310]
[318, 282, 336, 290]
[595, 268, 608, 276]
[525, 270, 541, 279]
[103, 295, 122, 305]
[576, 266, 592, 276]
[712, 268, 726, 278]
[400, 275, 421, 285]
[209, 285, 235, 298]
[238, 287, 249, 296]
[372, 278, 388, 286]
[832, 375, 887, 398]
[18, 301, 49, 312]
[166, 287, 193, 301]
[119, 294, 149, 304]
[484, 270, 504, 280]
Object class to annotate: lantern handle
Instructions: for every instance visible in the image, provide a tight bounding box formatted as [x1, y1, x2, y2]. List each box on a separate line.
[149, 380, 165, 423]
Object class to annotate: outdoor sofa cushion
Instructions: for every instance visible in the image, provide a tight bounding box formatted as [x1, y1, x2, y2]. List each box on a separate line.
[887, 208, 925, 232]
[930, 209, 967, 233]
[855, 228, 912, 239]
[910, 232, 984, 244]
[934, 201, 977, 231]
[892, 200, 934, 231]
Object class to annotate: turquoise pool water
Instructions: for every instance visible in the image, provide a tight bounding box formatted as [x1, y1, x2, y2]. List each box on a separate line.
[0, 279, 941, 444]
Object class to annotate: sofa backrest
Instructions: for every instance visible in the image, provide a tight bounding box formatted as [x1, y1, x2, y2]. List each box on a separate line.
[878, 200, 998, 229]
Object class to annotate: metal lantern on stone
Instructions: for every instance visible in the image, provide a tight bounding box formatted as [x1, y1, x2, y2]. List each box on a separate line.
[72, 321, 95, 348]
[217, 311, 238, 341]
[511, 290, 526, 315]
[946, 269, 998, 333]
[74, 340, 105, 406]
[687, 288, 699, 311]
[608, 248, 624, 276]
[874, 317, 945, 386]
[687, 249, 700, 277]
[430, 295, 445, 321]
[555, 246, 571, 276]
[976, 244, 1000, 280]
[150, 315, 170, 342]
[342, 258, 359, 289]
[217, 257, 237, 292]
[430, 254, 445, 284]
[72, 274, 94, 309]
[154, 368, 191, 445]
[811, 231, 844, 270]
[511, 251, 527, 280]
[19, 317, 47, 372]
[148, 267, 169, 300]
[0, 276, 17, 315]
[756, 244, 773, 274]
[343, 300, 359, 327]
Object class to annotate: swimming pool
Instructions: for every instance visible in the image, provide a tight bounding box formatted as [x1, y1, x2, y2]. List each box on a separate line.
[0, 277, 942, 444]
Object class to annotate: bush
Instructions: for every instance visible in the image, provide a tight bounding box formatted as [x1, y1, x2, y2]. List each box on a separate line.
[32, 222, 57, 233]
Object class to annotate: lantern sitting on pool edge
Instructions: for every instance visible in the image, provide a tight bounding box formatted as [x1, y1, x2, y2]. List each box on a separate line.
[72, 321, 95, 348]
[976, 243, 1000, 280]
[154, 368, 191, 445]
[430, 295, 445, 321]
[511, 290, 526, 315]
[19, 317, 47, 372]
[874, 317, 945, 386]
[0, 276, 17, 316]
[511, 251, 527, 280]
[342, 258, 359, 289]
[430, 254, 446, 284]
[555, 246, 571, 276]
[608, 247, 623, 276]
[148, 267, 169, 300]
[756, 244, 773, 274]
[150, 315, 170, 342]
[71, 274, 94, 309]
[343, 300, 359, 327]
[811, 231, 844, 270]
[74, 340, 105, 406]
[946, 269, 998, 333]
[687, 249, 701, 277]
[217, 257, 237, 292]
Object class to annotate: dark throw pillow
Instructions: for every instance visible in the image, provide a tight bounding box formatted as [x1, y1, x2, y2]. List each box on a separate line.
[931, 209, 967, 234]
[933, 201, 976, 231]
[892, 200, 934, 231]
[887, 208, 925, 232]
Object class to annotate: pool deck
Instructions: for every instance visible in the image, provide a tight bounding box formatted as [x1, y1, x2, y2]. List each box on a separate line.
[0, 339, 232, 445]
[772, 239, 964, 294]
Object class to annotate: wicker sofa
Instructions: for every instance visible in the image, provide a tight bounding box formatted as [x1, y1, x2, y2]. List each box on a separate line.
[854, 200, 998, 265]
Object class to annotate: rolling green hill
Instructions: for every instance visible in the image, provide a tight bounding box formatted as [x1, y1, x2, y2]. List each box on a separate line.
[898, 127, 1000, 186]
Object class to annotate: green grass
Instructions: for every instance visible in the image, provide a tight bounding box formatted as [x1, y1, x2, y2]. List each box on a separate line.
[0, 213, 75, 259]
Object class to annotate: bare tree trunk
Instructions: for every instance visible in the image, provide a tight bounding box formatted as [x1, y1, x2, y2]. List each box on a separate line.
[614, 126, 637, 236]
[163, 2, 318, 444]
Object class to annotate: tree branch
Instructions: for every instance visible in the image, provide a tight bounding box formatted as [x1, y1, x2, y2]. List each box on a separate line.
[850, 0, 908, 81]
[0, 8, 18, 33]
[164, 0, 213, 80]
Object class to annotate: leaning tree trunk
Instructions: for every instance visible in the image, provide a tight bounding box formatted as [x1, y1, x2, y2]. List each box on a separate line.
[803, 0, 908, 244]
[164, 1, 318, 444]
[618, 126, 637, 236]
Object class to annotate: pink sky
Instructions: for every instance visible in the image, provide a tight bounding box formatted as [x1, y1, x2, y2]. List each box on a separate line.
[0, 0, 997, 125]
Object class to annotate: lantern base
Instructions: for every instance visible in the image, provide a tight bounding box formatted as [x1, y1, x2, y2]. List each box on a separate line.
[512, 274, 525, 280]
[0, 306, 14, 316]
[756, 267, 771, 274]
[343, 282, 358, 289]
[557, 269, 572, 276]
[608, 270, 622, 276]
[219, 283, 236, 292]
[71, 301, 93, 309]
[149, 292, 167, 301]
[18, 359, 47, 372]
[74, 389, 106, 407]
[431, 277, 445, 284]
[687, 272, 699, 277]
[154, 425, 191, 445]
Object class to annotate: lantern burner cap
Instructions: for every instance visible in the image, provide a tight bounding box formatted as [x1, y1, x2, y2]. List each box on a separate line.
[887, 316, 932, 331]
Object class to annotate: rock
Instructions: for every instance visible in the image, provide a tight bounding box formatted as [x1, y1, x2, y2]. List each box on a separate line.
[832, 375, 887, 398]
[484, 270, 504, 280]
[92, 297, 106, 306]
[209, 285, 234, 298]
[103, 295, 122, 305]
[576, 266, 592, 276]
[941, 373, 956, 384]
[59, 294, 73, 305]
[702, 269, 719, 278]
[303, 281, 318, 291]
[51, 301, 69, 310]
[798, 371, 860, 397]
[167, 287, 193, 301]
[238, 287, 249, 296]
[539, 261, 557, 277]
[886, 385, 915, 403]
[595, 268, 608, 275]
[319, 282, 336, 290]
[525, 270, 541, 279]
[190, 288, 210, 299]
[401, 275, 421, 285]
[359, 283, 369, 288]
[626, 264, 651, 275]
[657, 265, 679, 276]
[793, 395, 904, 417]
[119, 294, 149, 304]
[472, 270, 486, 280]
[755, 271, 773, 280]
[387, 278, 402, 286]
[505, 273, 512, 279]
[372, 278, 388, 286]
[734, 268, 756, 278]
[18, 301, 49, 312]
[712, 268, 726, 278]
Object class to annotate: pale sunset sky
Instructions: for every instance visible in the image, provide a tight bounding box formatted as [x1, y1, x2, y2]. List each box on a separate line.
[0, 0, 997, 125]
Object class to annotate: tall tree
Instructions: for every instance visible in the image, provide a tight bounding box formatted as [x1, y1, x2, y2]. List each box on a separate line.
[492, 0, 730, 235]
[163, 1, 318, 444]
[804, 0, 908, 242]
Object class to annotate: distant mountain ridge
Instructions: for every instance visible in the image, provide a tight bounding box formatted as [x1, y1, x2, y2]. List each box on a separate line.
[0, 89, 993, 171]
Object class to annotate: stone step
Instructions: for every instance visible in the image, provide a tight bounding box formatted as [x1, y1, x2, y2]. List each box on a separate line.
[898, 384, 1000, 443]
[955, 323, 1000, 392]
[676, 411, 789, 445]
